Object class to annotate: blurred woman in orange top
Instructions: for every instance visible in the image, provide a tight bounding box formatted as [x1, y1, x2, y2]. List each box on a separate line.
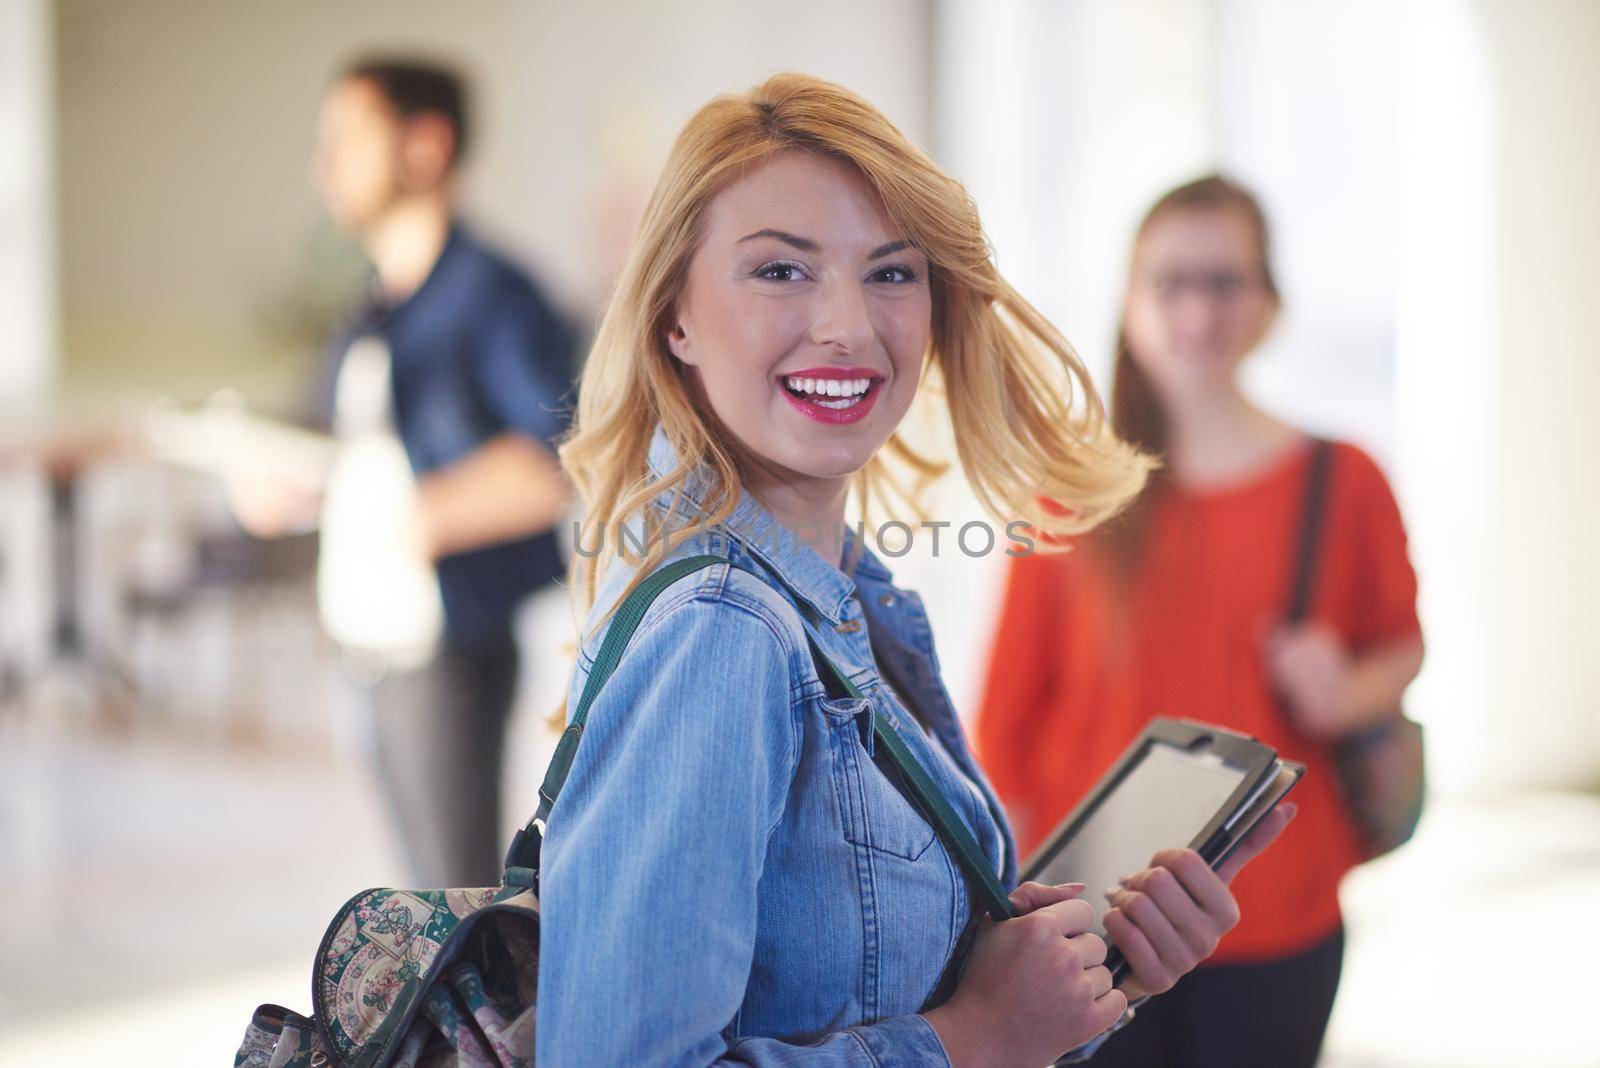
[975, 175, 1424, 1068]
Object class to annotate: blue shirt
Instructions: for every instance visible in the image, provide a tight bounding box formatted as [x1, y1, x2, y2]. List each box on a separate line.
[326, 224, 575, 649]
[536, 424, 1035, 1065]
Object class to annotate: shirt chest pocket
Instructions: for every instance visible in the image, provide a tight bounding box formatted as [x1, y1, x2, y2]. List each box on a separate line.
[820, 695, 938, 862]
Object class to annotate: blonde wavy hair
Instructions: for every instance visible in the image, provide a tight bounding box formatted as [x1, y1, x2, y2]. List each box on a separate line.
[560, 72, 1152, 632]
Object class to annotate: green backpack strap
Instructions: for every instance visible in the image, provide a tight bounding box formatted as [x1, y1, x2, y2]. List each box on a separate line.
[506, 553, 1015, 924]
[799, 631, 1014, 922]
[503, 553, 729, 876]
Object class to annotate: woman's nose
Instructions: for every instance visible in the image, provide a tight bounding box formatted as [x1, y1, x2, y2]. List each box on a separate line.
[808, 278, 876, 354]
[1170, 290, 1225, 336]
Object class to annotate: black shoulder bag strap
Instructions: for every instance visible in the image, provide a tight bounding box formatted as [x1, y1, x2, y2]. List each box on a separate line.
[505, 553, 1016, 926]
[1288, 438, 1336, 624]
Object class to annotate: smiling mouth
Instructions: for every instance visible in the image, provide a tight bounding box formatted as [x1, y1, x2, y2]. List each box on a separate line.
[780, 374, 878, 410]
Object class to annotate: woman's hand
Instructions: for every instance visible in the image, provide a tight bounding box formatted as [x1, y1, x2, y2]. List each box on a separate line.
[923, 881, 1127, 1068]
[1103, 802, 1296, 999]
[1265, 621, 1427, 741]
[1265, 621, 1354, 739]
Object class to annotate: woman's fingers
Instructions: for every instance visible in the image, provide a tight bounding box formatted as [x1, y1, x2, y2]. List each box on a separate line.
[1009, 880, 1086, 915]
[1103, 907, 1174, 993]
[1100, 819, 1296, 1000]
[1066, 931, 1108, 968]
[1105, 885, 1187, 973]
[1093, 986, 1130, 1032]
[1034, 896, 1097, 938]
[1145, 849, 1238, 931]
[1085, 962, 1115, 1000]
[1119, 863, 1215, 959]
[1215, 803, 1297, 885]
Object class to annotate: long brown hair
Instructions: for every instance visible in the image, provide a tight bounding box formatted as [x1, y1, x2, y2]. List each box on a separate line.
[1103, 174, 1280, 581]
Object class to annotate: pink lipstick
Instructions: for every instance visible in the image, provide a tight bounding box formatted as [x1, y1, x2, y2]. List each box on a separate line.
[776, 366, 884, 425]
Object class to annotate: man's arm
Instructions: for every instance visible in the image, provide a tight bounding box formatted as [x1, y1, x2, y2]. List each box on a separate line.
[412, 432, 570, 559]
[225, 473, 324, 539]
[430, 271, 577, 560]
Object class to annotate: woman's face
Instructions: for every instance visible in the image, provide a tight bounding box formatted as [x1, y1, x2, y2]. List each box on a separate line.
[667, 150, 931, 492]
[1122, 206, 1277, 398]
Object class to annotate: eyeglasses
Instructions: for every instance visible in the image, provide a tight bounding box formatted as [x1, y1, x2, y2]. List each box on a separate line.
[1143, 268, 1268, 303]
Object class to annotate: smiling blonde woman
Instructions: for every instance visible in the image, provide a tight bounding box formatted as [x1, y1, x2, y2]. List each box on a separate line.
[536, 74, 1293, 1066]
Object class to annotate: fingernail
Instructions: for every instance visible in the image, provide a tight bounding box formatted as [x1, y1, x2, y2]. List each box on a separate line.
[1103, 886, 1121, 902]
[1117, 874, 1133, 888]
[1055, 882, 1087, 892]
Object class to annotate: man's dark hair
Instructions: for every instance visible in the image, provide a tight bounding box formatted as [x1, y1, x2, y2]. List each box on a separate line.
[342, 56, 470, 167]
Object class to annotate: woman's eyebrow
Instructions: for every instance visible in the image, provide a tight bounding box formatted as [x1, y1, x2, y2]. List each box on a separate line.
[735, 231, 915, 261]
[737, 228, 818, 252]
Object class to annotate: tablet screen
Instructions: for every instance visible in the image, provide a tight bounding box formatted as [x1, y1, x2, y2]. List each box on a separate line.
[1026, 741, 1249, 937]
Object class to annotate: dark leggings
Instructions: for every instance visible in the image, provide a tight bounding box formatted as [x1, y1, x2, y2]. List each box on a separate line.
[1088, 925, 1345, 1068]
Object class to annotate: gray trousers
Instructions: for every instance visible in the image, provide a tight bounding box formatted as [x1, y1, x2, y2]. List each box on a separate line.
[363, 640, 520, 888]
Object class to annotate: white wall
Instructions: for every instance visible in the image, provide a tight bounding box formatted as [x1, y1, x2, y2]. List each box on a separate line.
[1393, 0, 1499, 794]
[1404, 0, 1600, 791]
[930, 1, 1600, 795]
[0, 0, 56, 681]
[937, 0, 1401, 451]
[935, 0, 1215, 390]
[54, 0, 932, 412]
[1, 0, 55, 415]
[1213, 0, 1401, 454]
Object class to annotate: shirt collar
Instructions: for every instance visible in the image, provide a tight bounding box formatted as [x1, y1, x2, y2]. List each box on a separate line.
[361, 220, 467, 330]
[645, 423, 866, 625]
[844, 531, 894, 583]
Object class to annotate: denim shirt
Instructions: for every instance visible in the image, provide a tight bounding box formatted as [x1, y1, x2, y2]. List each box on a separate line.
[536, 426, 1120, 1065]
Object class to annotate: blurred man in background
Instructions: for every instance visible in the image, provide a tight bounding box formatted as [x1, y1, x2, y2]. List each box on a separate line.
[229, 57, 575, 887]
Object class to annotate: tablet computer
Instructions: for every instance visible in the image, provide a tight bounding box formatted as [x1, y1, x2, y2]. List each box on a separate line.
[1207, 759, 1305, 873]
[1020, 718, 1294, 971]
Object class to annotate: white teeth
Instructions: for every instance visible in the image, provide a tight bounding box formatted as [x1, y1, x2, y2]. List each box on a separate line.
[814, 394, 861, 409]
[783, 375, 875, 399]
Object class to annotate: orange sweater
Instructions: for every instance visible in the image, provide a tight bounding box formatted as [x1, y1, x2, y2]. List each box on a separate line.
[976, 439, 1421, 963]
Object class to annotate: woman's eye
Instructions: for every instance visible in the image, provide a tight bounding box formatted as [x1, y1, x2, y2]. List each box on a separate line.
[870, 264, 920, 284]
[755, 261, 807, 282]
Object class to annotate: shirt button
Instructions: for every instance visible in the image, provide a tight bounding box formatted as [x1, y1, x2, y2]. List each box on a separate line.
[878, 593, 896, 607]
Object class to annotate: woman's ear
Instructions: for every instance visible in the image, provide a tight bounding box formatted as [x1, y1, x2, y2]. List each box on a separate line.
[666, 320, 695, 365]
